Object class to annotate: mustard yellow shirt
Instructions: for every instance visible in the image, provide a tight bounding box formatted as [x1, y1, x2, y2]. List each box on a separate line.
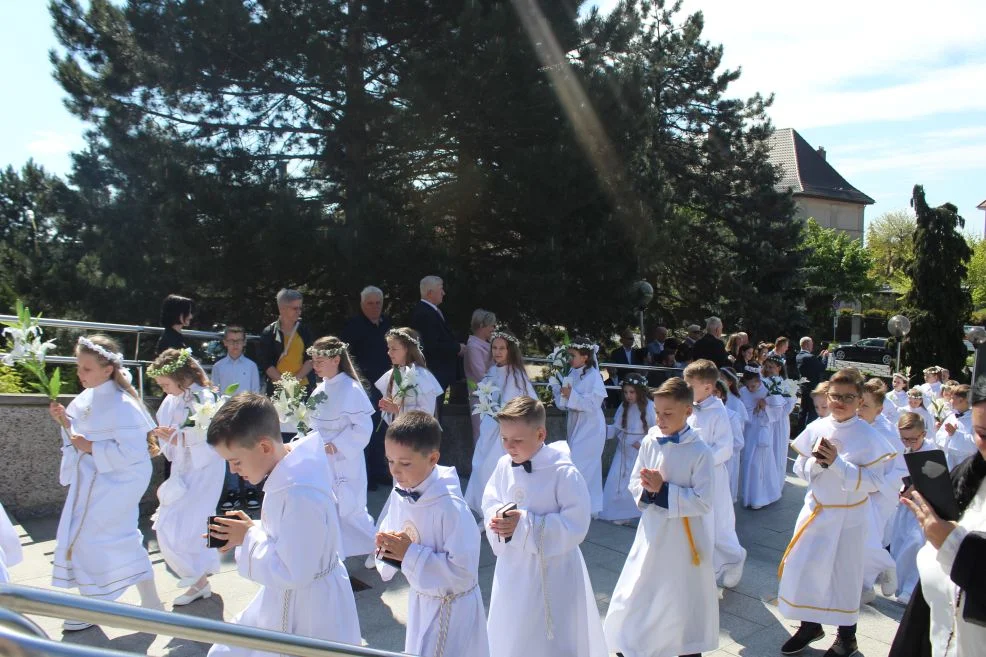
[277, 330, 305, 375]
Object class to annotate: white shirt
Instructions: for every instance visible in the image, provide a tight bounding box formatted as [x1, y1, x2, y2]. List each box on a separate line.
[211, 354, 261, 394]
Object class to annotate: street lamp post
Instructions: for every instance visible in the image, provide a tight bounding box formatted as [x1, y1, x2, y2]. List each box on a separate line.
[887, 315, 911, 373]
[631, 281, 654, 347]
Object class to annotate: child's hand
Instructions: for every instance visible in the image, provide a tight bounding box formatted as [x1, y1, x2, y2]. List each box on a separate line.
[379, 398, 401, 414]
[151, 426, 178, 444]
[49, 402, 68, 425]
[561, 385, 572, 399]
[640, 468, 664, 493]
[490, 510, 521, 540]
[815, 440, 837, 466]
[377, 531, 412, 562]
[632, 441, 641, 450]
[944, 422, 957, 436]
[210, 511, 253, 554]
[70, 434, 93, 454]
[324, 442, 338, 455]
[755, 399, 767, 412]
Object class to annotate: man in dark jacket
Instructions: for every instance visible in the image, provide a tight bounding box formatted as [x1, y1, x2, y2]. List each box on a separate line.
[341, 285, 392, 488]
[795, 336, 829, 430]
[690, 316, 730, 368]
[410, 275, 465, 396]
[256, 288, 315, 396]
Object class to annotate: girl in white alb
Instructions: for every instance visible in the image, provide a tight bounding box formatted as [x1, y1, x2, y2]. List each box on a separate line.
[550, 339, 607, 516]
[719, 374, 748, 502]
[600, 375, 654, 523]
[47, 336, 162, 631]
[762, 355, 796, 504]
[306, 336, 377, 558]
[374, 328, 443, 425]
[148, 348, 226, 606]
[906, 387, 937, 436]
[0, 500, 22, 583]
[739, 366, 777, 509]
[464, 329, 536, 513]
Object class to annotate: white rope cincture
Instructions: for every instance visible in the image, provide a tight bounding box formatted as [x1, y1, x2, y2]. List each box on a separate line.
[420, 582, 479, 657]
[535, 514, 555, 640]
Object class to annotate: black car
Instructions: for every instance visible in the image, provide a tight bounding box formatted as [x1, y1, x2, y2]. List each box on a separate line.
[833, 337, 893, 366]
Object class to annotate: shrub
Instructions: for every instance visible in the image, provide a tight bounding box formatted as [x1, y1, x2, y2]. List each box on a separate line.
[0, 366, 27, 393]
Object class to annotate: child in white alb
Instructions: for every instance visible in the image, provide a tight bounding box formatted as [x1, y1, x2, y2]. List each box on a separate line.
[600, 374, 654, 523]
[936, 383, 975, 469]
[739, 365, 776, 510]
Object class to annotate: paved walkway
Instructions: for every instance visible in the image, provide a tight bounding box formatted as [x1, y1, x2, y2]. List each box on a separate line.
[6, 469, 904, 656]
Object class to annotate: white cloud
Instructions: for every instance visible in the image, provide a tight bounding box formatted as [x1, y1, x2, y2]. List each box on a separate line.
[595, 0, 986, 129]
[26, 130, 83, 156]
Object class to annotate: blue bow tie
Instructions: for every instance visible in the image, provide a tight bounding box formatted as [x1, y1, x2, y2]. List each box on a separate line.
[657, 430, 684, 446]
[394, 488, 421, 502]
[511, 460, 533, 473]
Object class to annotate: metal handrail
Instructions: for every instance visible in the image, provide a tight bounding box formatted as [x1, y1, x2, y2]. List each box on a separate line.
[0, 315, 259, 342]
[0, 584, 407, 657]
[0, 624, 137, 657]
[0, 606, 48, 638]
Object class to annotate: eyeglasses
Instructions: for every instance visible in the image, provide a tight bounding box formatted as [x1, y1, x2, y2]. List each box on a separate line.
[827, 393, 859, 404]
[225, 339, 245, 345]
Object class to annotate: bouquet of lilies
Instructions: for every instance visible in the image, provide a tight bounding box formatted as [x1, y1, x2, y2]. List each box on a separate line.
[271, 374, 325, 434]
[470, 379, 503, 420]
[376, 365, 421, 430]
[765, 377, 802, 398]
[546, 345, 573, 389]
[181, 383, 241, 433]
[2, 300, 64, 426]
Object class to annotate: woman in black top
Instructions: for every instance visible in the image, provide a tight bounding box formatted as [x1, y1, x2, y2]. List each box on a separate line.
[156, 294, 193, 355]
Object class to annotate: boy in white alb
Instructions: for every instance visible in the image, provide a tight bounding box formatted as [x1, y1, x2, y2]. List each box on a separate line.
[374, 411, 488, 657]
[604, 377, 718, 657]
[936, 383, 975, 469]
[206, 393, 360, 656]
[483, 396, 607, 657]
[778, 369, 893, 657]
[684, 359, 745, 588]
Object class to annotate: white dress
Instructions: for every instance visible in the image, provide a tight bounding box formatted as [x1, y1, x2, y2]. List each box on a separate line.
[308, 373, 376, 558]
[599, 401, 655, 522]
[724, 394, 748, 502]
[779, 416, 893, 626]
[208, 433, 360, 657]
[52, 380, 155, 599]
[764, 376, 796, 501]
[908, 404, 937, 437]
[376, 466, 489, 657]
[464, 365, 537, 512]
[739, 384, 777, 508]
[888, 441, 940, 603]
[603, 425, 718, 657]
[936, 411, 976, 470]
[551, 366, 607, 515]
[888, 389, 909, 410]
[153, 384, 225, 586]
[374, 365, 443, 425]
[0, 500, 22, 583]
[882, 397, 901, 424]
[688, 396, 746, 581]
[482, 442, 607, 657]
[920, 381, 943, 400]
[860, 415, 902, 591]
[915, 475, 986, 657]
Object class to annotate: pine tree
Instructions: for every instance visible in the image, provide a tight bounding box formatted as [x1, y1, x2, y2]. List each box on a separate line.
[902, 185, 971, 378]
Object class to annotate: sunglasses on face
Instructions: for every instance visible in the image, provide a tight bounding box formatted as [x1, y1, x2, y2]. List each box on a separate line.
[827, 393, 859, 404]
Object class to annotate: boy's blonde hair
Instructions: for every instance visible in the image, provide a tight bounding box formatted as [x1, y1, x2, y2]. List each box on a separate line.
[652, 377, 693, 404]
[867, 378, 889, 394]
[952, 383, 971, 400]
[863, 379, 886, 405]
[496, 396, 546, 428]
[897, 411, 926, 433]
[830, 368, 864, 394]
[683, 359, 719, 384]
[811, 381, 830, 398]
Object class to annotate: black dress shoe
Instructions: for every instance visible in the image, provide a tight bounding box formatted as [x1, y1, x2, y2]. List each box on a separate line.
[781, 623, 825, 655]
[823, 635, 858, 657]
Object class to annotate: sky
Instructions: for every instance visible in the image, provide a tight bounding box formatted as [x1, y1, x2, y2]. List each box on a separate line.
[2, 1, 984, 236]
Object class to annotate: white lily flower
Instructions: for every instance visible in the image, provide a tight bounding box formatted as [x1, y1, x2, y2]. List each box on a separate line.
[476, 380, 497, 397]
[190, 399, 219, 430]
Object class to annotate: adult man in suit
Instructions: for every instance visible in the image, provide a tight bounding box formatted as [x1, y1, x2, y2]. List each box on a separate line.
[690, 316, 730, 368]
[795, 336, 829, 430]
[607, 328, 645, 407]
[410, 275, 465, 399]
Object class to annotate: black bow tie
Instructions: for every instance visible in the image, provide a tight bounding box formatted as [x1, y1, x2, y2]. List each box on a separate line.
[511, 460, 533, 473]
[955, 411, 966, 418]
[394, 487, 421, 502]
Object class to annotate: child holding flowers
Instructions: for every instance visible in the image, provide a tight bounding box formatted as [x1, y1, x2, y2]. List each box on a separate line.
[147, 348, 226, 606]
[374, 328, 443, 425]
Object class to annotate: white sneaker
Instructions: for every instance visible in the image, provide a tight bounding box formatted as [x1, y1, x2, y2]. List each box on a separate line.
[173, 583, 211, 606]
[860, 587, 877, 605]
[62, 620, 94, 632]
[722, 560, 745, 589]
[880, 567, 898, 597]
[364, 553, 376, 570]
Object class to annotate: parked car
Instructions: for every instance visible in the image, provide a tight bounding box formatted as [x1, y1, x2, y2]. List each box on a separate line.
[832, 337, 893, 366]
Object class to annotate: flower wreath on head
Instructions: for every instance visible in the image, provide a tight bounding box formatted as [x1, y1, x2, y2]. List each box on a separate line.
[387, 328, 423, 353]
[743, 364, 762, 376]
[568, 342, 600, 354]
[147, 347, 192, 378]
[77, 336, 124, 366]
[623, 373, 648, 388]
[490, 328, 520, 346]
[306, 343, 349, 359]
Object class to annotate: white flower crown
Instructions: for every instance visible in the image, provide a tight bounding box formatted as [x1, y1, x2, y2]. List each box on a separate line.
[569, 342, 599, 354]
[623, 373, 648, 387]
[77, 336, 123, 365]
[147, 347, 193, 378]
[387, 329, 423, 352]
[306, 343, 349, 358]
[490, 330, 520, 345]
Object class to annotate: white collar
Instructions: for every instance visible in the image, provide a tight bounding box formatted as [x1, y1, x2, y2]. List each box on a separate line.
[421, 299, 441, 313]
